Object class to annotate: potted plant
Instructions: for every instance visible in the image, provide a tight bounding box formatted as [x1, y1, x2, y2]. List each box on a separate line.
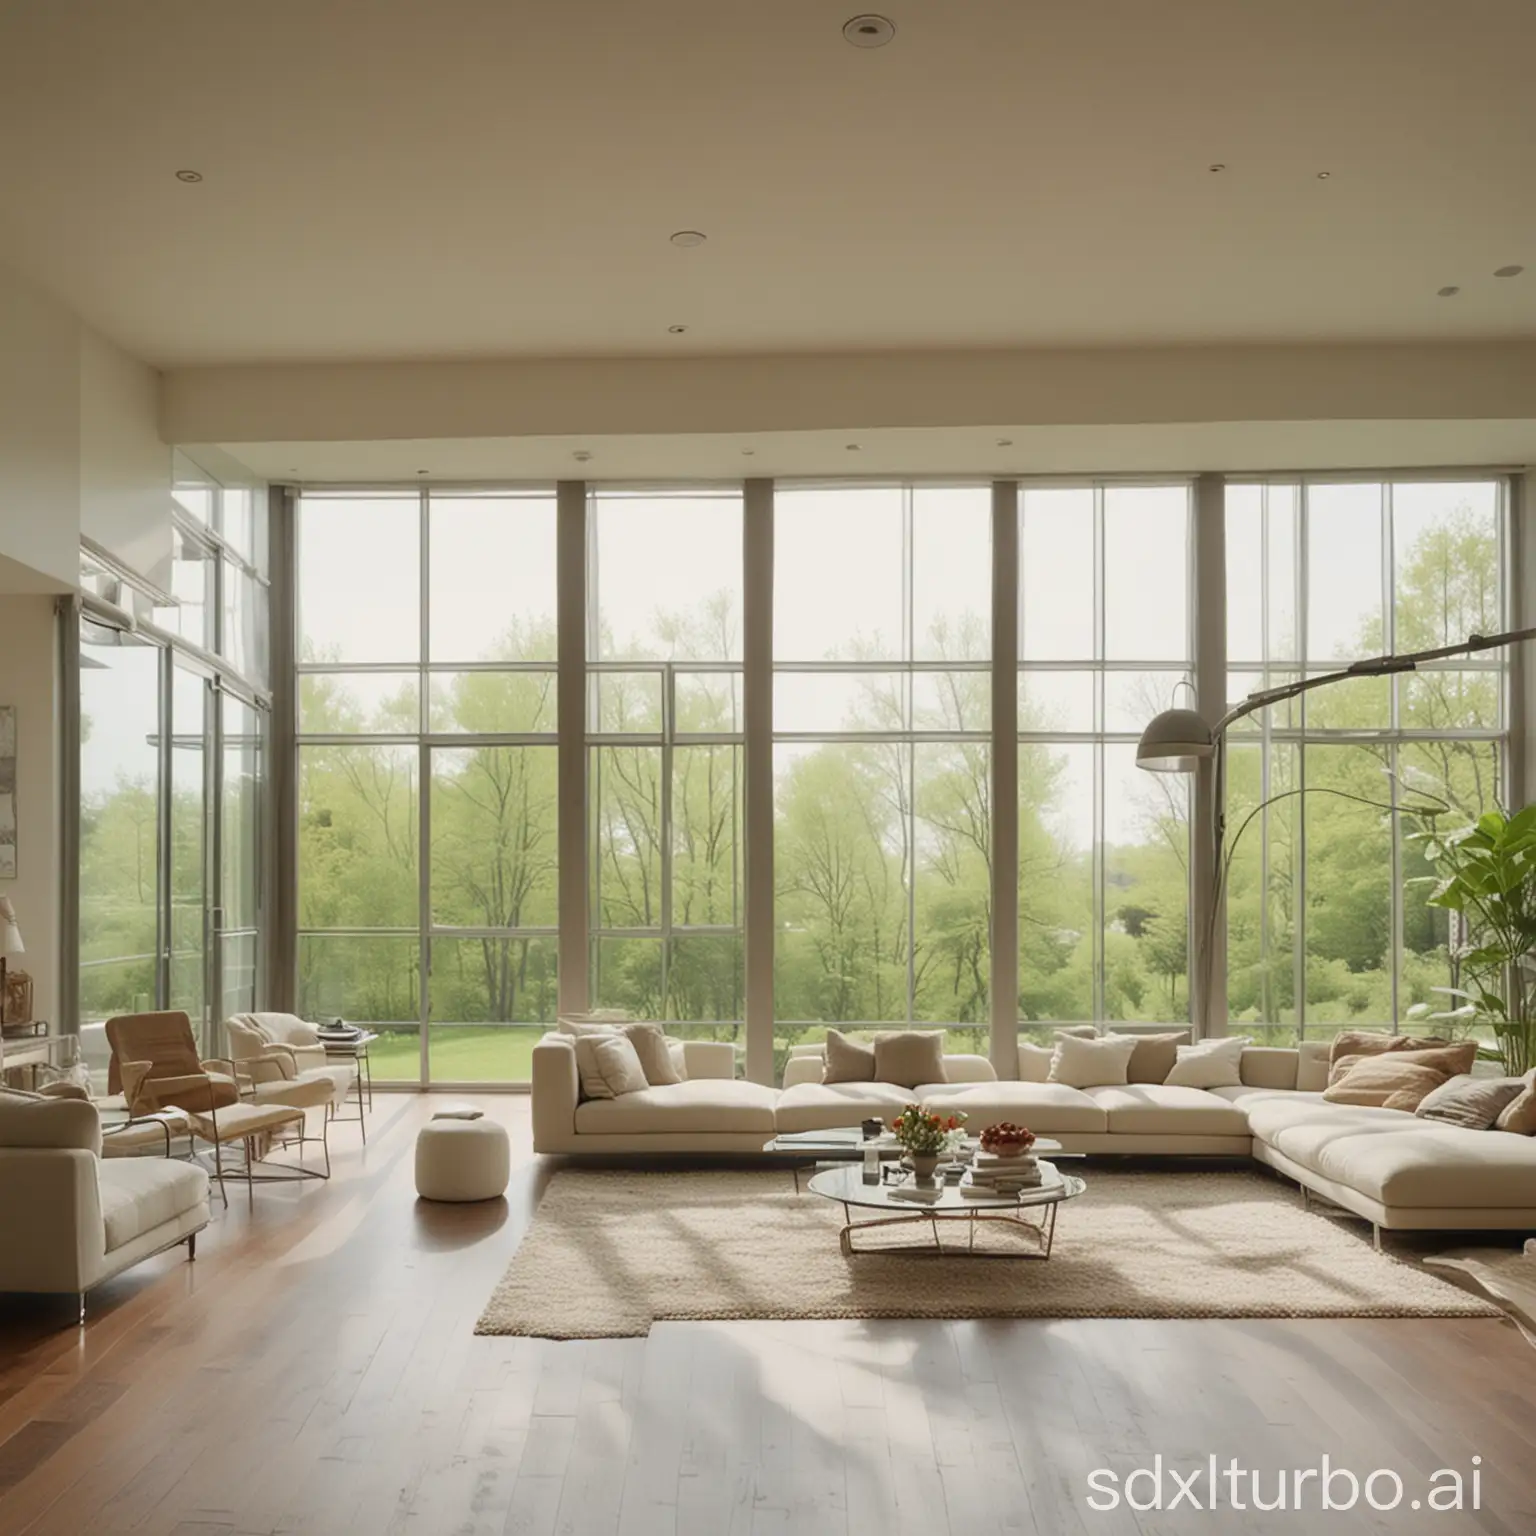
[1414, 805, 1536, 1078]
[889, 1105, 966, 1185]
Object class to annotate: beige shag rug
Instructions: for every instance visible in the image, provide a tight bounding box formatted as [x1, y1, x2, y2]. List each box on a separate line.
[476, 1168, 1501, 1339]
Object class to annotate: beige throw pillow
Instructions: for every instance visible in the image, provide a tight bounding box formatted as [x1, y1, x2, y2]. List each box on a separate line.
[1018, 1042, 1053, 1082]
[1496, 1072, 1536, 1134]
[1327, 1031, 1448, 1076]
[1163, 1036, 1250, 1089]
[1048, 1032, 1139, 1089]
[622, 1022, 682, 1087]
[1415, 1074, 1526, 1130]
[572, 1033, 649, 1099]
[873, 1031, 947, 1089]
[667, 1038, 689, 1081]
[1323, 1056, 1451, 1113]
[1113, 1031, 1187, 1085]
[823, 1029, 876, 1084]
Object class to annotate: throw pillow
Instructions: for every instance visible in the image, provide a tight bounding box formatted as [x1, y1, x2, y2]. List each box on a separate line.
[1164, 1036, 1250, 1089]
[873, 1031, 947, 1089]
[1323, 1055, 1453, 1113]
[622, 1022, 682, 1087]
[1048, 1032, 1139, 1089]
[558, 1014, 626, 1038]
[573, 1033, 649, 1099]
[1496, 1072, 1536, 1134]
[666, 1038, 689, 1081]
[824, 1029, 877, 1084]
[1327, 1030, 1447, 1075]
[1415, 1074, 1526, 1130]
[1113, 1030, 1187, 1085]
[1018, 1042, 1053, 1083]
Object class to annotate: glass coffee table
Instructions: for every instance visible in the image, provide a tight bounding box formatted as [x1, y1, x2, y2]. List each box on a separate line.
[806, 1160, 1086, 1260]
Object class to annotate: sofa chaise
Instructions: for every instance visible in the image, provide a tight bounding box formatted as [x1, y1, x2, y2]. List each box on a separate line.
[530, 1032, 1536, 1240]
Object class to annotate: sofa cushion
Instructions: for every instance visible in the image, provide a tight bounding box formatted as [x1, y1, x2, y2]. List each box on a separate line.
[98, 1159, 209, 1253]
[1114, 1031, 1188, 1084]
[1210, 1084, 1323, 1108]
[621, 1023, 683, 1087]
[1019, 1042, 1053, 1082]
[0, 1091, 102, 1154]
[823, 1029, 876, 1084]
[573, 1079, 778, 1135]
[1323, 1045, 1476, 1110]
[1082, 1084, 1251, 1137]
[1048, 1033, 1138, 1088]
[1415, 1074, 1525, 1130]
[774, 1081, 916, 1133]
[915, 1082, 1108, 1134]
[1496, 1072, 1536, 1134]
[1165, 1036, 1249, 1089]
[1238, 1047, 1300, 1092]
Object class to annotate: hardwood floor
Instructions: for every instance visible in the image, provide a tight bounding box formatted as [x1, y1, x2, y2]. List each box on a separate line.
[2, 1095, 1535, 1534]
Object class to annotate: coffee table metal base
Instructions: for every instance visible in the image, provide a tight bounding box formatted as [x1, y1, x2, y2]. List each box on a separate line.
[834, 1198, 1060, 1260]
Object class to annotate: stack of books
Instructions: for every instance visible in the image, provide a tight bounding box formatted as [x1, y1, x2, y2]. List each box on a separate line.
[959, 1149, 1054, 1198]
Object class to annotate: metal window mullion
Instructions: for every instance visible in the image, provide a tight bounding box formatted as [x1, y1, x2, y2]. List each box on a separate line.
[903, 487, 916, 1020]
[991, 481, 1020, 1075]
[559, 480, 591, 1016]
[1383, 484, 1403, 1033]
[660, 665, 675, 1016]
[156, 645, 173, 1011]
[58, 598, 82, 1033]
[418, 487, 431, 1084]
[1295, 484, 1310, 1038]
[1092, 485, 1106, 1026]
[743, 478, 775, 1082]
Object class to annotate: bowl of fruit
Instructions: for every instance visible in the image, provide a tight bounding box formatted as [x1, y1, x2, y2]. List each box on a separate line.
[979, 1122, 1036, 1156]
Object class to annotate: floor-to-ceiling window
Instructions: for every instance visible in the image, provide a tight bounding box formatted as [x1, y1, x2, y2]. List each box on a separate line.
[1015, 482, 1194, 1044]
[1224, 477, 1508, 1041]
[586, 489, 745, 1042]
[75, 454, 270, 1062]
[772, 485, 993, 1061]
[295, 488, 561, 1084]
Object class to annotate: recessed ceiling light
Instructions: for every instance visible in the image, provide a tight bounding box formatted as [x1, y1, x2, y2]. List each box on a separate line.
[670, 230, 707, 248]
[741, 448, 756, 457]
[174, 169, 203, 183]
[996, 438, 1014, 448]
[1494, 264, 1525, 278]
[417, 468, 429, 476]
[843, 14, 895, 48]
[1437, 286, 1461, 297]
[1316, 170, 1332, 180]
[573, 450, 592, 463]
[667, 324, 688, 334]
[1208, 163, 1227, 174]
[845, 443, 860, 452]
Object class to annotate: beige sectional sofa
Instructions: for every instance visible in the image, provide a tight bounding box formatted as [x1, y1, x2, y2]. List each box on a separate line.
[531, 1030, 1536, 1239]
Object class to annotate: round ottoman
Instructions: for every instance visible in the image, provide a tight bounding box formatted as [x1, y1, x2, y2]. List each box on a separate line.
[414, 1112, 511, 1201]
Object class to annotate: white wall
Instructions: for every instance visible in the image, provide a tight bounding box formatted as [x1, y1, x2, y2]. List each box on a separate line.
[0, 263, 81, 588]
[80, 328, 172, 588]
[0, 595, 59, 1028]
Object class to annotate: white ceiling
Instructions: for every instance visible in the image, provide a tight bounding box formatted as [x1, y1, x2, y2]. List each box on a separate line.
[1, 0, 1534, 367]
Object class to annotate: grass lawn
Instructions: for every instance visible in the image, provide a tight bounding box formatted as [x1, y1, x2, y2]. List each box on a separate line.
[367, 1027, 543, 1083]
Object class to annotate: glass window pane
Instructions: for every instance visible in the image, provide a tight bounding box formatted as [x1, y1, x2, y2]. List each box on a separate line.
[1020, 488, 1094, 661]
[1104, 485, 1189, 661]
[429, 937, 557, 1082]
[169, 668, 206, 1039]
[590, 935, 663, 1017]
[156, 528, 213, 648]
[298, 496, 420, 664]
[676, 671, 742, 735]
[1104, 743, 1189, 1022]
[297, 935, 420, 1082]
[300, 673, 420, 734]
[1020, 742, 1094, 1022]
[298, 745, 418, 928]
[429, 671, 556, 734]
[221, 486, 256, 564]
[775, 487, 903, 662]
[220, 932, 258, 1021]
[1019, 671, 1094, 733]
[774, 672, 905, 734]
[773, 742, 909, 1023]
[222, 564, 266, 684]
[430, 747, 558, 928]
[1392, 481, 1501, 650]
[1104, 671, 1191, 734]
[590, 746, 663, 928]
[1224, 741, 1299, 1037]
[1400, 670, 1501, 733]
[429, 494, 557, 663]
[588, 672, 663, 734]
[593, 492, 742, 661]
[1303, 671, 1390, 730]
[912, 671, 990, 733]
[222, 697, 261, 930]
[913, 742, 990, 1024]
[173, 452, 214, 526]
[80, 638, 161, 1026]
[1302, 744, 1394, 1034]
[912, 487, 990, 661]
[667, 935, 743, 1025]
[1306, 483, 1383, 663]
[1225, 484, 1264, 664]
[671, 745, 741, 927]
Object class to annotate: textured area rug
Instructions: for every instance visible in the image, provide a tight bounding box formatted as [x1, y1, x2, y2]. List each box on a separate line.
[475, 1168, 1500, 1338]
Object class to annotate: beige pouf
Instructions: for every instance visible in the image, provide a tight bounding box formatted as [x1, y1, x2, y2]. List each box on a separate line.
[414, 1112, 511, 1201]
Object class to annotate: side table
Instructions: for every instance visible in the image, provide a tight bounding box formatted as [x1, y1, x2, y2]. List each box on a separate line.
[318, 1031, 377, 1142]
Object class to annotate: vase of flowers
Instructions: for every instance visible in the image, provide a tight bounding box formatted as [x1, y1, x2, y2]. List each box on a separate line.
[890, 1104, 966, 1185]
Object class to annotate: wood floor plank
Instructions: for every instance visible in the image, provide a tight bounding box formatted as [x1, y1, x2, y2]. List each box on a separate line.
[3, 1096, 1536, 1535]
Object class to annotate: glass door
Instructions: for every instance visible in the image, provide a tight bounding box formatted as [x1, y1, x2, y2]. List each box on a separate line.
[167, 662, 211, 1051]
[216, 693, 263, 1023]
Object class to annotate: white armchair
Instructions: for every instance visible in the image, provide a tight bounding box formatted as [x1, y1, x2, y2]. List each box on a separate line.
[225, 1013, 356, 1112]
[0, 1089, 209, 1320]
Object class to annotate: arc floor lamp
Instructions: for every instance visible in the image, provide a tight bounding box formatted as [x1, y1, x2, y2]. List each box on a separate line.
[1136, 625, 1536, 1032]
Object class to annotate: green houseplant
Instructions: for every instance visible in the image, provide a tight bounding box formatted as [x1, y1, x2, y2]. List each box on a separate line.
[1415, 806, 1536, 1077]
